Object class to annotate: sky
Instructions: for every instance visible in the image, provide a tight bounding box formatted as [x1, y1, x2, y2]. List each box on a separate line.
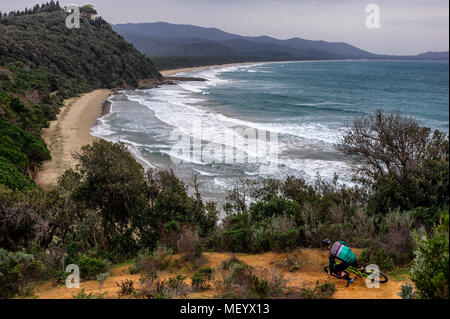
[1, 0, 449, 55]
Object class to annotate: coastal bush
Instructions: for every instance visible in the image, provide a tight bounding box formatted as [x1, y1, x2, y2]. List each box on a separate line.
[299, 282, 337, 299]
[337, 110, 449, 215]
[62, 141, 219, 257]
[222, 213, 251, 252]
[168, 275, 187, 289]
[73, 288, 105, 299]
[76, 256, 108, 281]
[0, 248, 46, 298]
[221, 255, 245, 271]
[250, 215, 300, 252]
[358, 244, 394, 271]
[249, 196, 301, 222]
[64, 241, 82, 266]
[176, 225, 201, 261]
[0, 138, 28, 172]
[398, 282, 417, 299]
[410, 213, 449, 299]
[217, 264, 287, 299]
[0, 118, 51, 164]
[0, 157, 35, 191]
[137, 277, 171, 299]
[96, 272, 109, 292]
[191, 267, 214, 290]
[251, 275, 269, 298]
[70, 140, 147, 251]
[134, 245, 173, 275]
[143, 169, 219, 239]
[0, 118, 51, 191]
[116, 279, 135, 297]
[0, 186, 77, 251]
[224, 262, 254, 288]
[379, 210, 415, 263]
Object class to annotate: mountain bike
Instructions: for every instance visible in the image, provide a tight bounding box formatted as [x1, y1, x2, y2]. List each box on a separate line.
[324, 262, 389, 286]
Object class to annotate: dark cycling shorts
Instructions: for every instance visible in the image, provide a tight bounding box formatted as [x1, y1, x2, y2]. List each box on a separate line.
[333, 260, 360, 275]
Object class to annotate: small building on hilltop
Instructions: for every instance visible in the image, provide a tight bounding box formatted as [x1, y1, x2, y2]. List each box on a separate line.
[80, 4, 97, 20]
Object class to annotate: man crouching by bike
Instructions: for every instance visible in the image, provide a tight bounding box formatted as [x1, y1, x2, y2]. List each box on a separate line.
[322, 238, 361, 285]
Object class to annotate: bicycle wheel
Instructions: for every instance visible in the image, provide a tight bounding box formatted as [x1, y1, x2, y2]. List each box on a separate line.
[363, 269, 389, 283]
[324, 266, 350, 280]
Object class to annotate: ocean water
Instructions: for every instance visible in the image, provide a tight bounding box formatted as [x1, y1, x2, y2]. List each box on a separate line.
[92, 60, 449, 204]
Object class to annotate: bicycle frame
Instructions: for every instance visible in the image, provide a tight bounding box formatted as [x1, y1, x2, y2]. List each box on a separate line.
[326, 261, 389, 284]
[346, 265, 367, 278]
[336, 262, 375, 279]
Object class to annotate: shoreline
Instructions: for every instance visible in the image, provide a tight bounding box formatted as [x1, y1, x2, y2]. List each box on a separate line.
[160, 60, 297, 76]
[34, 59, 363, 189]
[160, 62, 258, 76]
[36, 89, 112, 189]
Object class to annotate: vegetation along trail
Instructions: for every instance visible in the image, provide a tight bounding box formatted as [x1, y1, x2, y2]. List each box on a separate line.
[33, 250, 405, 299]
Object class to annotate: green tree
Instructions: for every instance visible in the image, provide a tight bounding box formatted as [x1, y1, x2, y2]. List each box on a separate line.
[70, 140, 147, 249]
[337, 110, 449, 216]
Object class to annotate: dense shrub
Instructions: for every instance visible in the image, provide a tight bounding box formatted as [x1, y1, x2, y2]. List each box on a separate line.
[116, 279, 135, 297]
[251, 275, 269, 298]
[134, 245, 173, 275]
[250, 215, 300, 252]
[191, 267, 214, 290]
[337, 110, 449, 216]
[358, 244, 394, 271]
[76, 256, 108, 280]
[300, 282, 337, 299]
[0, 249, 46, 298]
[217, 264, 304, 299]
[72, 140, 147, 229]
[220, 255, 245, 271]
[410, 213, 449, 299]
[0, 157, 35, 191]
[0, 186, 76, 251]
[249, 196, 301, 222]
[398, 282, 417, 299]
[222, 213, 251, 252]
[143, 169, 219, 239]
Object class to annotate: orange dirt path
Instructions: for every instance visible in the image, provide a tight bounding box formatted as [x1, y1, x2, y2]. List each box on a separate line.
[33, 249, 406, 299]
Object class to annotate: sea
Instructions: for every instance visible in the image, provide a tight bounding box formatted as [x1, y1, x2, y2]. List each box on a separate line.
[92, 60, 449, 205]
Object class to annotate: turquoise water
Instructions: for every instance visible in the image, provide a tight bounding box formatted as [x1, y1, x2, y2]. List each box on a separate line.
[92, 60, 449, 202]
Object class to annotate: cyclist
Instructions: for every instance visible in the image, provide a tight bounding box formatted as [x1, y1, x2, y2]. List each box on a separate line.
[322, 238, 361, 284]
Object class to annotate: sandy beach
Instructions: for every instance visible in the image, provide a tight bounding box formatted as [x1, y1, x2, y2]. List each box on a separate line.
[35, 64, 244, 189]
[36, 89, 112, 189]
[160, 62, 268, 76]
[36, 61, 287, 189]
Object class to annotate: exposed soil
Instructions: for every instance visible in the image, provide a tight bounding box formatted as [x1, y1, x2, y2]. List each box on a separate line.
[33, 249, 406, 299]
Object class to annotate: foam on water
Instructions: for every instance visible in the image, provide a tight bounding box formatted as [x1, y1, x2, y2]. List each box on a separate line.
[91, 60, 449, 202]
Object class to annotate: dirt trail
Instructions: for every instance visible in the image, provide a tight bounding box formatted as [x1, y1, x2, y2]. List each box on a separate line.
[33, 249, 405, 299]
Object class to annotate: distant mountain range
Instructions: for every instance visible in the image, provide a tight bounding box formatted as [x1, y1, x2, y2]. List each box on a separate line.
[112, 22, 449, 63]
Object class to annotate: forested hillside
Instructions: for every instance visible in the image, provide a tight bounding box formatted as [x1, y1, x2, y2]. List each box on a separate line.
[0, 2, 161, 190]
[113, 22, 449, 70]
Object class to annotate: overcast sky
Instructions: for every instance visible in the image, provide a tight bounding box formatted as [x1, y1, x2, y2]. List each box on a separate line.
[1, 0, 448, 55]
